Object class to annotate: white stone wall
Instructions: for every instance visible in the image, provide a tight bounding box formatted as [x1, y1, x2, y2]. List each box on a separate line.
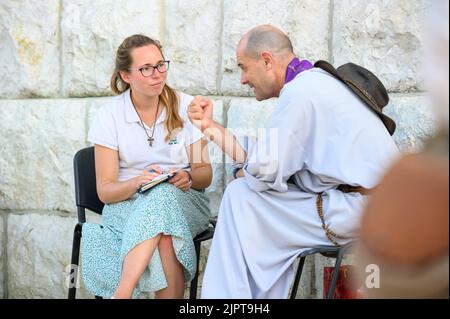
[0, 215, 4, 299]
[0, 0, 435, 299]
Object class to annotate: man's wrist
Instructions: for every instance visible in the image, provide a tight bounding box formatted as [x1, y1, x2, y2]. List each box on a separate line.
[201, 118, 215, 132]
[232, 164, 244, 179]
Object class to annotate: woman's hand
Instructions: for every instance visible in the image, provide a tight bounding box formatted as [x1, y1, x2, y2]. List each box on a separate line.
[168, 170, 192, 192]
[133, 165, 162, 191]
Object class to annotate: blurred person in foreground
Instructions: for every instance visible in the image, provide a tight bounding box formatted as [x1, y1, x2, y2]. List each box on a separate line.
[355, 0, 449, 298]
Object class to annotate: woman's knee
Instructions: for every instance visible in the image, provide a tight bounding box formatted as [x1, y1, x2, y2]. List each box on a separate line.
[158, 234, 175, 252]
[158, 235, 183, 268]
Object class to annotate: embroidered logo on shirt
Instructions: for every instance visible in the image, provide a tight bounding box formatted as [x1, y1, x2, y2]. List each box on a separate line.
[168, 138, 179, 145]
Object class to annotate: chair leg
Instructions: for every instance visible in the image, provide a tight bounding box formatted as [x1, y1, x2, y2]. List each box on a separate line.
[189, 241, 201, 299]
[290, 257, 306, 299]
[68, 223, 82, 299]
[326, 245, 351, 299]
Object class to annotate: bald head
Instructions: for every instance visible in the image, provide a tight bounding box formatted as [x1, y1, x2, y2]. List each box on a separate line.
[239, 25, 294, 59]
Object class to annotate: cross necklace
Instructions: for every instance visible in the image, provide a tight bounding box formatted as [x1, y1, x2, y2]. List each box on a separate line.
[132, 96, 160, 147]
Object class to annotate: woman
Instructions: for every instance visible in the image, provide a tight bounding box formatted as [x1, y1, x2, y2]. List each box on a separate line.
[80, 34, 212, 299]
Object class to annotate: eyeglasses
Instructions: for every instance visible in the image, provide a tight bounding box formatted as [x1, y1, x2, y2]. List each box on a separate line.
[129, 60, 170, 77]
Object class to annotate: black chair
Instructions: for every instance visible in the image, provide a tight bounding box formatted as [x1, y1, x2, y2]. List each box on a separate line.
[290, 242, 355, 299]
[68, 146, 215, 299]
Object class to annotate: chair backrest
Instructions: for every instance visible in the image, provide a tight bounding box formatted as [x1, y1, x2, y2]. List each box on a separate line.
[73, 146, 104, 216]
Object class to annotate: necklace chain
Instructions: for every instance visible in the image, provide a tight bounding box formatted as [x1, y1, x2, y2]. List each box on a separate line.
[131, 96, 160, 147]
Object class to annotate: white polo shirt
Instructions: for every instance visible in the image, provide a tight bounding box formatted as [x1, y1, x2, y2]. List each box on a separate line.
[88, 89, 203, 182]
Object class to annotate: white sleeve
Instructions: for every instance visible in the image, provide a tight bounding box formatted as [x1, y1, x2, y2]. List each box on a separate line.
[179, 92, 204, 147]
[184, 117, 204, 146]
[87, 106, 118, 150]
[244, 96, 314, 192]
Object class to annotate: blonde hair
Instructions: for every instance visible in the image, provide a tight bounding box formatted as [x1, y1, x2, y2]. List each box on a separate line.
[110, 34, 183, 141]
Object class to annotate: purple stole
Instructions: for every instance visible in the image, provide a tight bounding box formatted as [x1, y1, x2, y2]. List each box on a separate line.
[285, 58, 313, 84]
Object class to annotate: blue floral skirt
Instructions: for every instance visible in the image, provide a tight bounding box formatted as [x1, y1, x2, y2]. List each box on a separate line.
[80, 183, 210, 298]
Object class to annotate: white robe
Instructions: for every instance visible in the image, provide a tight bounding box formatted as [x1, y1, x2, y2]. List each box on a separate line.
[201, 68, 400, 299]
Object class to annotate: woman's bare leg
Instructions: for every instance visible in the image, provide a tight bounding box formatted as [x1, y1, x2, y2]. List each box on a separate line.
[113, 233, 162, 299]
[154, 235, 185, 299]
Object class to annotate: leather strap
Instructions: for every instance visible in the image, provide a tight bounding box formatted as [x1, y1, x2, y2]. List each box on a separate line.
[338, 184, 373, 195]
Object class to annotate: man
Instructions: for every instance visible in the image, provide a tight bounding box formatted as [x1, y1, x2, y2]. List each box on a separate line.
[188, 25, 399, 298]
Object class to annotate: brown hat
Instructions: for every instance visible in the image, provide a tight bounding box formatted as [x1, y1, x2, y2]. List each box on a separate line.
[315, 60, 396, 135]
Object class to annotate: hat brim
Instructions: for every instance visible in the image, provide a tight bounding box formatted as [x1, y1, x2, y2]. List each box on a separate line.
[345, 80, 397, 136]
[380, 113, 396, 136]
[315, 60, 396, 135]
[315, 60, 342, 81]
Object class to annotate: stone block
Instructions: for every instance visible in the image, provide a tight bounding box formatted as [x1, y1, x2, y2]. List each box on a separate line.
[333, 0, 431, 92]
[221, 0, 330, 96]
[61, 0, 162, 97]
[7, 212, 93, 298]
[0, 0, 60, 98]
[385, 94, 436, 152]
[0, 99, 89, 212]
[165, 0, 222, 95]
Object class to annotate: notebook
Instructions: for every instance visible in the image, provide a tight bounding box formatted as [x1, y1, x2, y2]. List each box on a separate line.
[137, 166, 189, 194]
